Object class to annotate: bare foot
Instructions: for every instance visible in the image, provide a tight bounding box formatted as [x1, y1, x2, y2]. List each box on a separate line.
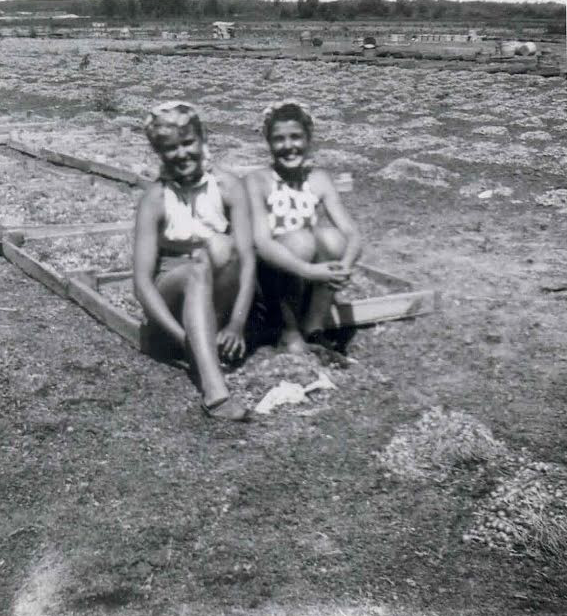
[280, 329, 309, 355]
[201, 397, 248, 421]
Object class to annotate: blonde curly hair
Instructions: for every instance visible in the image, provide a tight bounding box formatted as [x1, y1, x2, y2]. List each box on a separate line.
[144, 100, 206, 150]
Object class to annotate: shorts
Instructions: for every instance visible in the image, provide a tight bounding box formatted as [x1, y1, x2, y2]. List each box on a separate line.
[154, 249, 203, 284]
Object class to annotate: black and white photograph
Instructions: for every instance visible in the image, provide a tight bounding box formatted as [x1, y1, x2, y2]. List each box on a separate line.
[1, 1, 566, 614]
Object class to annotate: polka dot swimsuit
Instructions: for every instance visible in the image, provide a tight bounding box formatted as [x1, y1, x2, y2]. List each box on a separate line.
[266, 171, 320, 237]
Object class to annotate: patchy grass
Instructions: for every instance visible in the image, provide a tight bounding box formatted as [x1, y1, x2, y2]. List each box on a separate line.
[2, 29, 567, 616]
[375, 407, 507, 482]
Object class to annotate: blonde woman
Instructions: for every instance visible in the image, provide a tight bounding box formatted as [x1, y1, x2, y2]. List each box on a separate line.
[134, 101, 255, 420]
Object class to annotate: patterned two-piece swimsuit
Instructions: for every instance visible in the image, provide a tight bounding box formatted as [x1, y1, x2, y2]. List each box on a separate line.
[265, 170, 321, 238]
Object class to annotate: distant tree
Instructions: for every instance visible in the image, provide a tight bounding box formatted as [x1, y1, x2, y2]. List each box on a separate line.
[415, 0, 430, 19]
[126, 0, 140, 19]
[139, 0, 187, 17]
[203, 0, 223, 17]
[357, 0, 389, 17]
[393, 0, 413, 18]
[298, 0, 319, 19]
[100, 0, 118, 18]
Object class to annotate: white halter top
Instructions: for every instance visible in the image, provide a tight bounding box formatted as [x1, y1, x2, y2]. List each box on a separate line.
[159, 172, 229, 254]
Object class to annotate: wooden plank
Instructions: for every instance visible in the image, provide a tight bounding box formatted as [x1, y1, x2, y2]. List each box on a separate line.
[36, 146, 91, 172]
[5, 221, 134, 241]
[0, 121, 56, 132]
[51, 151, 91, 173]
[358, 262, 413, 290]
[0, 133, 9, 145]
[326, 289, 438, 328]
[68, 277, 142, 349]
[2, 239, 68, 298]
[96, 270, 134, 285]
[88, 160, 140, 185]
[7, 138, 41, 158]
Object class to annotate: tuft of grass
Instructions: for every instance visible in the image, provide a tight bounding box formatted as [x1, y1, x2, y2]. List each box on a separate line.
[93, 85, 120, 114]
[376, 406, 507, 482]
[466, 459, 567, 565]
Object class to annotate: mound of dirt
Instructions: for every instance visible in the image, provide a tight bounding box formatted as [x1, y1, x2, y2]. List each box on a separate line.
[377, 157, 459, 188]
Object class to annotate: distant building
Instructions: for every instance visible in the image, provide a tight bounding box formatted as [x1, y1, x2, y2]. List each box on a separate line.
[212, 22, 235, 39]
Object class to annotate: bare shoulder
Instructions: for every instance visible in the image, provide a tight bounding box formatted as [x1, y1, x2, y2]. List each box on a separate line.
[307, 166, 334, 186]
[307, 167, 336, 194]
[243, 166, 272, 191]
[212, 166, 246, 209]
[137, 182, 164, 220]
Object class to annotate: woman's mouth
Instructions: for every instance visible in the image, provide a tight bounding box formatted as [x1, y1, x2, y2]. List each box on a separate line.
[278, 151, 303, 165]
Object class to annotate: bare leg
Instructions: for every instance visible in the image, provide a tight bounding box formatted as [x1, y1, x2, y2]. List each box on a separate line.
[302, 227, 346, 336]
[274, 229, 316, 354]
[153, 247, 246, 420]
[155, 252, 228, 406]
[206, 233, 240, 329]
[180, 251, 229, 406]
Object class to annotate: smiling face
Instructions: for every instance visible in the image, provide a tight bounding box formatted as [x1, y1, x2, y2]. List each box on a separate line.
[155, 123, 204, 183]
[268, 119, 310, 172]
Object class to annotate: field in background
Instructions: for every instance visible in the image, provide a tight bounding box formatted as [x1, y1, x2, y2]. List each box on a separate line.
[1, 26, 567, 616]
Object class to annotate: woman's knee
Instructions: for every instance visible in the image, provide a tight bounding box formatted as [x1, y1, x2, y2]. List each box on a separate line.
[314, 227, 346, 261]
[277, 228, 316, 262]
[183, 250, 213, 286]
[206, 233, 237, 270]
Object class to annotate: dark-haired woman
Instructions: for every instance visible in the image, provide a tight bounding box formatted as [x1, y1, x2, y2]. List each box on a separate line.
[245, 100, 361, 354]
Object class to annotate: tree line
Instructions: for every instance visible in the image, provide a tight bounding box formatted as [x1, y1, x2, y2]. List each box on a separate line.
[3, 0, 565, 26]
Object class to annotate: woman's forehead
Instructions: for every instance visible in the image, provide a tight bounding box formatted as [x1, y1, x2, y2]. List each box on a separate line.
[270, 119, 307, 135]
[155, 123, 199, 147]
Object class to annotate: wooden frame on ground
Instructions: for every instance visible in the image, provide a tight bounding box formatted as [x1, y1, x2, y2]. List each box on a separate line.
[1, 225, 438, 354]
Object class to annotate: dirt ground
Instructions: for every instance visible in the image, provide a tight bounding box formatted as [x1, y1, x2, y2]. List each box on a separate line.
[1, 33, 567, 616]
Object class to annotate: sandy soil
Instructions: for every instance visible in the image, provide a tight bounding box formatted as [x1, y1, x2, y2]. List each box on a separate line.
[1, 34, 567, 616]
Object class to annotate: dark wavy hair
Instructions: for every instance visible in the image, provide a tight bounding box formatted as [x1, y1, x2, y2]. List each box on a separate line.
[262, 102, 314, 142]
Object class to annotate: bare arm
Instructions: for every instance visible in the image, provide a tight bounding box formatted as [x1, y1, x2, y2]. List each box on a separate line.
[311, 168, 362, 269]
[217, 169, 256, 331]
[133, 184, 185, 347]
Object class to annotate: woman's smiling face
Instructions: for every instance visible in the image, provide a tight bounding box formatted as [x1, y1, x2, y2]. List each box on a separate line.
[156, 123, 204, 182]
[268, 119, 310, 171]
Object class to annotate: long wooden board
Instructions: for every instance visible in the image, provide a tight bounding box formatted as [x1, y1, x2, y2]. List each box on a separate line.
[65, 266, 436, 353]
[68, 277, 142, 349]
[2, 239, 68, 298]
[327, 289, 438, 328]
[1, 221, 134, 242]
[1, 232, 437, 351]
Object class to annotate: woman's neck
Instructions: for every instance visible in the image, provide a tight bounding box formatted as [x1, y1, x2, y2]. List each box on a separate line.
[273, 163, 305, 186]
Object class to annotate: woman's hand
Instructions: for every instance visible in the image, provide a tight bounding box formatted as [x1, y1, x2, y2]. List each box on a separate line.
[217, 323, 246, 362]
[303, 261, 352, 286]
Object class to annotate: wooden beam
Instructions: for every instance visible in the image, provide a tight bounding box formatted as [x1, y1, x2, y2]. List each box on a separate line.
[68, 277, 142, 349]
[326, 289, 438, 328]
[7, 139, 41, 158]
[87, 160, 140, 185]
[39, 148, 91, 173]
[357, 262, 413, 290]
[2, 239, 68, 298]
[3, 221, 134, 241]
